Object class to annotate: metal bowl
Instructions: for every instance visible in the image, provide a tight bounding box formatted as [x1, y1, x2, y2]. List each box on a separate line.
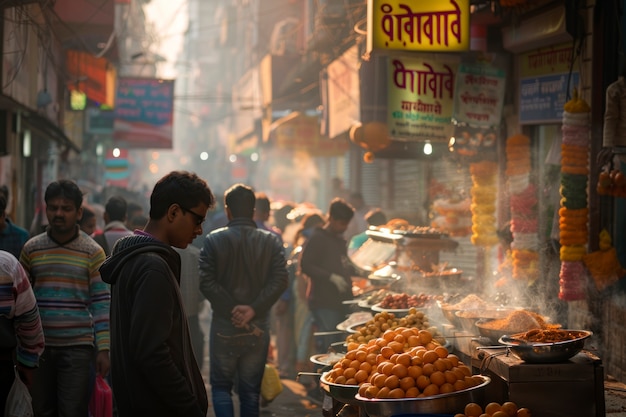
[437, 300, 461, 328]
[474, 319, 509, 344]
[498, 330, 592, 363]
[370, 302, 427, 318]
[355, 375, 490, 417]
[455, 308, 520, 334]
[309, 353, 345, 367]
[319, 372, 360, 405]
[475, 315, 559, 344]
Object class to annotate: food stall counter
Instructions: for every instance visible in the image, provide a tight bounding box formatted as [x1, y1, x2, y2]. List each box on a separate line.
[470, 341, 604, 417]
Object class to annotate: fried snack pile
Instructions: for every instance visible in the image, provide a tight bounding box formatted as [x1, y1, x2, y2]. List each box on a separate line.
[480, 310, 557, 333]
[510, 329, 586, 343]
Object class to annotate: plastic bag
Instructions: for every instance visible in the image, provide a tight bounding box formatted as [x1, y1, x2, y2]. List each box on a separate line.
[4, 366, 33, 417]
[88, 375, 112, 417]
[260, 363, 283, 402]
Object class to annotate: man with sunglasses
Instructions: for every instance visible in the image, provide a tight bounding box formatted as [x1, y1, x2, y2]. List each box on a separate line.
[100, 171, 215, 417]
[199, 183, 288, 417]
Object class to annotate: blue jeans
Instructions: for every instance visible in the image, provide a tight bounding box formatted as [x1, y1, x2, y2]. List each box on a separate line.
[311, 308, 347, 354]
[209, 317, 269, 417]
[31, 346, 94, 417]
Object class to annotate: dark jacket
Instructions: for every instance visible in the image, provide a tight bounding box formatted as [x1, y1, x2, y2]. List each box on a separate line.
[99, 234, 208, 417]
[300, 226, 357, 310]
[198, 218, 288, 322]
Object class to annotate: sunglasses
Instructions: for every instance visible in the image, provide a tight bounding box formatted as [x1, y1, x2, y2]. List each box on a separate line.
[179, 205, 205, 226]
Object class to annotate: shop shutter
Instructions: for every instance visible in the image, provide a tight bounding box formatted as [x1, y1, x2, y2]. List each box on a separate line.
[391, 160, 425, 223]
[360, 158, 382, 208]
[431, 159, 479, 283]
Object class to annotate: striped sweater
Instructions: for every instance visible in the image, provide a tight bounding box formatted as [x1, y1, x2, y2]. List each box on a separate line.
[19, 229, 109, 351]
[0, 250, 44, 367]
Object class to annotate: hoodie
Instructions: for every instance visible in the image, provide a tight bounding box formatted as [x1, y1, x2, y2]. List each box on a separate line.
[100, 234, 208, 417]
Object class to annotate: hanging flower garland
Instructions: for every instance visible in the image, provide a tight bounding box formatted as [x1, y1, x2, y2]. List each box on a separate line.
[506, 134, 539, 283]
[558, 89, 590, 301]
[469, 160, 499, 247]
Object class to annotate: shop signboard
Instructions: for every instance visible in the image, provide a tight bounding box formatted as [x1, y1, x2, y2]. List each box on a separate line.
[66, 50, 115, 107]
[104, 148, 129, 188]
[453, 63, 506, 128]
[367, 0, 470, 54]
[518, 44, 580, 124]
[387, 54, 459, 142]
[113, 78, 174, 149]
[86, 108, 114, 135]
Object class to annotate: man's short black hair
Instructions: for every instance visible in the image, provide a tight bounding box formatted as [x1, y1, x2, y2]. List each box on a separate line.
[328, 198, 354, 222]
[254, 193, 271, 213]
[225, 184, 255, 218]
[149, 171, 215, 219]
[45, 179, 83, 209]
[0, 194, 6, 213]
[105, 196, 128, 222]
[365, 208, 387, 226]
[80, 205, 96, 224]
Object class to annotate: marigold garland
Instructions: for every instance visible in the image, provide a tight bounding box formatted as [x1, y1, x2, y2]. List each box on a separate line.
[469, 161, 499, 247]
[506, 134, 539, 283]
[558, 89, 590, 301]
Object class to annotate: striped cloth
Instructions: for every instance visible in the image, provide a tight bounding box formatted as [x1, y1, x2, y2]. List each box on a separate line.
[0, 250, 44, 367]
[19, 230, 109, 351]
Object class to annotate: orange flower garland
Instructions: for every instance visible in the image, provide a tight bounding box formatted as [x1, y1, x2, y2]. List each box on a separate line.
[506, 134, 539, 283]
[558, 89, 590, 301]
[469, 161, 499, 247]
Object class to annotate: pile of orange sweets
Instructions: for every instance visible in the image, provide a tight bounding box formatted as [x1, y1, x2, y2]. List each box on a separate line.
[326, 327, 484, 399]
[456, 401, 531, 417]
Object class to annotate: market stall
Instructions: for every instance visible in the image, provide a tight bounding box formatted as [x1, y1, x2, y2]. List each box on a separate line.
[350, 225, 465, 295]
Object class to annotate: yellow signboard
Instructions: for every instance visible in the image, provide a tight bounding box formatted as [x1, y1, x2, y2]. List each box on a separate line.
[519, 43, 576, 78]
[387, 54, 459, 141]
[367, 0, 470, 53]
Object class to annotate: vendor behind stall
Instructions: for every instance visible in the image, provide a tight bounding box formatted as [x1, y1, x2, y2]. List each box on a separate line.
[300, 198, 366, 353]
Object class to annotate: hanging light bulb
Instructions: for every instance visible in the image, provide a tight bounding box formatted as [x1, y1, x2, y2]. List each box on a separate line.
[423, 141, 433, 155]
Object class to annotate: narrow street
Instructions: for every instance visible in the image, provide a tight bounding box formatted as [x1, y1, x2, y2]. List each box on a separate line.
[199, 306, 324, 417]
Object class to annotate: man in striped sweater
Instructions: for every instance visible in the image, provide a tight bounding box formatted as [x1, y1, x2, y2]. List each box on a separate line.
[20, 179, 109, 417]
[0, 250, 44, 413]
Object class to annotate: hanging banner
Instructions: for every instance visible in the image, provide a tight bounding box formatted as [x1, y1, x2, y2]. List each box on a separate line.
[452, 63, 506, 128]
[66, 50, 115, 107]
[367, 0, 470, 54]
[104, 148, 130, 188]
[326, 46, 361, 138]
[113, 78, 174, 149]
[387, 54, 459, 142]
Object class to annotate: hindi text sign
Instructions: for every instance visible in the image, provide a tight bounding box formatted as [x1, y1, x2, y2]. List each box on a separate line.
[387, 55, 458, 141]
[368, 0, 470, 53]
[113, 78, 174, 149]
[519, 44, 579, 124]
[453, 63, 506, 127]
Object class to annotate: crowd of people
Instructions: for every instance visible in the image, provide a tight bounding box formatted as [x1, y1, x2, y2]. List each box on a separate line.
[0, 171, 383, 417]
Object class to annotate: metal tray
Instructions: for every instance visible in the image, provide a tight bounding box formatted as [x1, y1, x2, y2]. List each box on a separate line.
[355, 375, 490, 417]
[498, 330, 592, 363]
[319, 372, 360, 405]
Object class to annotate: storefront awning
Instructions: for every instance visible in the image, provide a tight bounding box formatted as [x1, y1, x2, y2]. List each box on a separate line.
[0, 94, 80, 153]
